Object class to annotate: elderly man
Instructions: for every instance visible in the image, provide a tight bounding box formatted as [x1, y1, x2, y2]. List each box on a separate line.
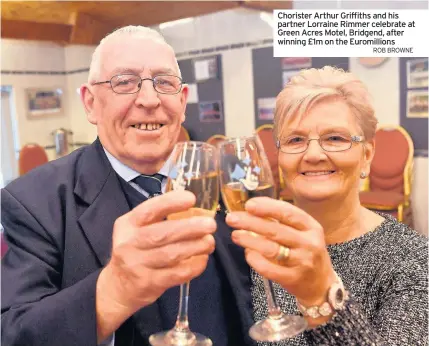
[1, 26, 254, 346]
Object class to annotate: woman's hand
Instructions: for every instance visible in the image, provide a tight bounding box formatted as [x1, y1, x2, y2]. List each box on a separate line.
[225, 197, 337, 309]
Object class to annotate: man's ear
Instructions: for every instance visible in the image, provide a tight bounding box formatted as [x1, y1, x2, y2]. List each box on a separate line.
[179, 84, 189, 123]
[80, 84, 97, 125]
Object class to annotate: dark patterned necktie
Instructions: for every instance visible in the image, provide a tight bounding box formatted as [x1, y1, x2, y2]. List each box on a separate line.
[132, 173, 164, 198]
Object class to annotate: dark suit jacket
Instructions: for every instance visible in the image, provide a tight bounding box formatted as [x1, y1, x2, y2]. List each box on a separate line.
[1, 139, 255, 346]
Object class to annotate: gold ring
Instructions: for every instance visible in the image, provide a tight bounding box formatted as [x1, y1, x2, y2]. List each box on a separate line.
[275, 245, 290, 264]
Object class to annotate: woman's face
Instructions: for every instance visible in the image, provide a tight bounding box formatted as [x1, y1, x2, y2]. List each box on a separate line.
[278, 100, 374, 203]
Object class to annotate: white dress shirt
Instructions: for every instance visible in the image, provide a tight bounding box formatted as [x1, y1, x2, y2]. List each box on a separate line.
[98, 148, 172, 346]
[103, 148, 171, 195]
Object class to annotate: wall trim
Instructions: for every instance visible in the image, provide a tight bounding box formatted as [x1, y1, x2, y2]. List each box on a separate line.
[176, 38, 273, 59]
[1, 38, 274, 75]
[1, 67, 89, 75]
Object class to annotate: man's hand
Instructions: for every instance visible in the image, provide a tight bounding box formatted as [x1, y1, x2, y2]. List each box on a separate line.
[96, 190, 216, 342]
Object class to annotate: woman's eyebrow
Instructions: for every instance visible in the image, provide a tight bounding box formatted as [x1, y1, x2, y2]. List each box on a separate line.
[281, 126, 352, 137]
[318, 126, 351, 134]
[281, 129, 309, 137]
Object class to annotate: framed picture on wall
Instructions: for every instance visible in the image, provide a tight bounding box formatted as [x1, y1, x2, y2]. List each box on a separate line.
[194, 56, 219, 81]
[406, 90, 428, 118]
[198, 100, 223, 123]
[281, 57, 311, 71]
[257, 97, 276, 120]
[187, 83, 199, 104]
[26, 88, 63, 118]
[282, 70, 300, 87]
[407, 58, 428, 89]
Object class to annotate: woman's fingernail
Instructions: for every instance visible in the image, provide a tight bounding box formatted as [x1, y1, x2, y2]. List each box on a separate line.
[233, 230, 247, 237]
[246, 199, 256, 209]
[231, 230, 244, 242]
[227, 213, 238, 223]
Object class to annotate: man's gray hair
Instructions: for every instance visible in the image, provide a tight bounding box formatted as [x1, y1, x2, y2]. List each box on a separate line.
[88, 25, 181, 83]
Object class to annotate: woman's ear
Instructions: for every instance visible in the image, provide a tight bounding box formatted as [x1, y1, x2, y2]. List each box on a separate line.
[362, 139, 375, 174]
[80, 84, 97, 125]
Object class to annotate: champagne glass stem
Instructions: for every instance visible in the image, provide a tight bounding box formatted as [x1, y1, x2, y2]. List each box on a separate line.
[174, 282, 191, 331]
[263, 278, 283, 319]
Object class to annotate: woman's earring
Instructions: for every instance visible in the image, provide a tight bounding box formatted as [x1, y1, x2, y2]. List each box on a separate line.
[360, 172, 367, 179]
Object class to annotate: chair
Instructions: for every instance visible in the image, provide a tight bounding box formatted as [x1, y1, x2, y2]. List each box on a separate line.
[359, 125, 414, 224]
[255, 124, 293, 201]
[19, 143, 49, 175]
[1, 232, 7, 258]
[207, 134, 227, 147]
[178, 126, 190, 142]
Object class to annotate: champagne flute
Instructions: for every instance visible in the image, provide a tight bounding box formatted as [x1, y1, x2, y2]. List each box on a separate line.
[218, 135, 308, 341]
[149, 141, 219, 346]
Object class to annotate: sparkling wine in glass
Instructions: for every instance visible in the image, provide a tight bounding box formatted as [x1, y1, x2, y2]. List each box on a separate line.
[149, 141, 219, 346]
[219, 135, 308, 342]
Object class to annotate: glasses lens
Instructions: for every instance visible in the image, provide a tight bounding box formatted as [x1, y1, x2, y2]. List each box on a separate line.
[111, 75, 141, 94]
[281, 136, 307, 153]
[154, 75, 182, 94]
[320, 133, 352, 152]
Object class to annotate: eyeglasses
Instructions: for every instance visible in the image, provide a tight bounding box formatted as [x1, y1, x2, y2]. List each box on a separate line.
[276, 133, 364, 154]
[92, 74, 183, 95]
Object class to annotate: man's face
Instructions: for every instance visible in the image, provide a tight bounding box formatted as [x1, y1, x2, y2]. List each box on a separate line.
[81, 36, 188, 174]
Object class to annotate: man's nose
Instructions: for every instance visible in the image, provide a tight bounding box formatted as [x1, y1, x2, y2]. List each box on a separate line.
[135, 79, 160, 108]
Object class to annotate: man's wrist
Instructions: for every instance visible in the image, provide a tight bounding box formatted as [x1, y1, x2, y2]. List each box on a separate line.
[95, 266, 136, 343]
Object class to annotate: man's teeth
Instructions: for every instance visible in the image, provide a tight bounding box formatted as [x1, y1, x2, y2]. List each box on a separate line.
[132, 124, 163, 130]
[303, 171, 334, 176]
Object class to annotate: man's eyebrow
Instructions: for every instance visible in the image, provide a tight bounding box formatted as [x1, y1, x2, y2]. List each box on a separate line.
[109, 67, 179, 77]
[149, 67, 178, 75]
[111, 67, 141, 75]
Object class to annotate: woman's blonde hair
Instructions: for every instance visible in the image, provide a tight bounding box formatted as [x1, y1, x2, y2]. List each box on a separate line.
[274, 66, 378, 140]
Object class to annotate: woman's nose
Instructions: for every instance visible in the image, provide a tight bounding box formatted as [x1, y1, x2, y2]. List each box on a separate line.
[303, 139, 325, 162]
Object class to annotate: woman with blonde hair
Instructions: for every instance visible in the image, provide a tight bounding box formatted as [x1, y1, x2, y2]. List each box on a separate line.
[226, 66, 428, 345]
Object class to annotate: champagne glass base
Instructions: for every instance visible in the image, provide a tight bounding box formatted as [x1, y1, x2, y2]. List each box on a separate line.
[249, 315, 308, 342]
[149, 329, 212, 346]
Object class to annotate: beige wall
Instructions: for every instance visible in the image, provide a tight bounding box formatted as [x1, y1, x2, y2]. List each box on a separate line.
[1, 7, 427, 235]
[1, 40, 70, 160]
[64, 45, 97, 145]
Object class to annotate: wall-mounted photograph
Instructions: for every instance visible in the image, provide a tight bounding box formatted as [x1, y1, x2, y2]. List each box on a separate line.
[407, 58, 428, 89]
[26, 88, 63, 118]
[257, 97, 276, 120]
[198, 100, 223, 122]
[407, 90, 428, 118]
[282, 70, 300, 87]
[194, 56, 219, 81]
[281, 57, 312, 71]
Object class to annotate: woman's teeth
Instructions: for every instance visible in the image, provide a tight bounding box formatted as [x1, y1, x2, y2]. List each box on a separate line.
[303, 171, 335, 176]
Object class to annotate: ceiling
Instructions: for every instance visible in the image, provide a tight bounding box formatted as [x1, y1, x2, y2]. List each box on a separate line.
[1, 1, 293, 45]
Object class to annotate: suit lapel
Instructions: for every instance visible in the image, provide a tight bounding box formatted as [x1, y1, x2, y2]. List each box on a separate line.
[75, 139, 129, 266]
[75, 140, 164, 340]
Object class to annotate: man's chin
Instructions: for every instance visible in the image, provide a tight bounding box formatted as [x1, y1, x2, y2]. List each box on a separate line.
[131, 144, 173, 162]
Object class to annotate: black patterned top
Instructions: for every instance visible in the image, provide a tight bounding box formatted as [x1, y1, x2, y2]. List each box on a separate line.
[250, 214, 428, 346]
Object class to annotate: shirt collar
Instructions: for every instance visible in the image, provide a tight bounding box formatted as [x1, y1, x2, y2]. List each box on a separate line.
[103, 147, 171, 182]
